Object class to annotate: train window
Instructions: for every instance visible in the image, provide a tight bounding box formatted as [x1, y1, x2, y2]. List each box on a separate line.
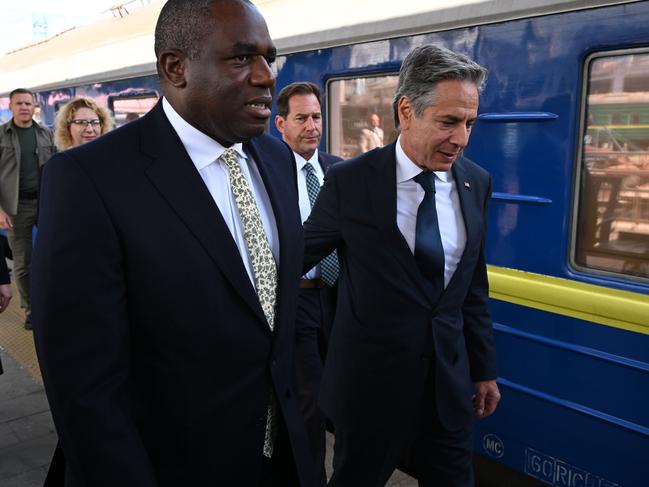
[53, 100, 71, 114]
[574, 50, 649, 281]
[33, 106, 43, 126]
[327, 75, 398, 159]
[0, 97, 12, 124]
[108, 92, 159, 127]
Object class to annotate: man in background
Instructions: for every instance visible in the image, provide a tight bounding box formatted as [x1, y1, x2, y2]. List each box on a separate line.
[304, 45, 500, 486]
[275, 81, 342, 486]
[359, 112, 384, 153]
[0, 88, 55, 329]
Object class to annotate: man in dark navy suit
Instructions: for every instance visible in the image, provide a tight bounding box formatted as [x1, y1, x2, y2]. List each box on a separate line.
[275, 81, 342, 486]
[304, 45, 501, 486]
[32, 1, 313, 486]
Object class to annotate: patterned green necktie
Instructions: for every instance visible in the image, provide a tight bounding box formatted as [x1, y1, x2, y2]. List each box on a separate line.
[220, 148, 277, 329]
[220, 147, 278, 457]
[304, 162, 339, 286]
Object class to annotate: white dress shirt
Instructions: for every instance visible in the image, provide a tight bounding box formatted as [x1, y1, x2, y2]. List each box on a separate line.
[395, 136, 467, 288]
[162, 97, 280, 286]
[295, 149, 325, 280]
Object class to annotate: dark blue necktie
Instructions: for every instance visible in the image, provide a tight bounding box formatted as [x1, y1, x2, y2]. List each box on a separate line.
[413, 171, 445, 298]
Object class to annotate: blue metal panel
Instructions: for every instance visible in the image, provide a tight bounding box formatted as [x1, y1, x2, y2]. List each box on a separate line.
[483, 298, 649, 485]
[475, 383, 644, 486]
[478, 112, 559, 122]
[493, 320, 649, 426]
[491, 193, 553, 205]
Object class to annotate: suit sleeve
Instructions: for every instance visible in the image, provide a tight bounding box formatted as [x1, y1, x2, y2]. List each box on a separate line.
[303, 167, 342, 273]
[462, 175, 498, 382]
[32, 153, 158, 486]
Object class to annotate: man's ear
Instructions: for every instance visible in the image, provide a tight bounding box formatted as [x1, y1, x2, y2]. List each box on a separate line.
[275, 115, 285, 135]
[158, 50, 188, 88]
[397, 96, 413, 131]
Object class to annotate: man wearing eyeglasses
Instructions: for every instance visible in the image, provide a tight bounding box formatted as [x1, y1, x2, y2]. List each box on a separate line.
[0, 88, 55, 329]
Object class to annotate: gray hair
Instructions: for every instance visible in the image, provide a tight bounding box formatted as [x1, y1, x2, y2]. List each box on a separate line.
[392, 45, 488, 128]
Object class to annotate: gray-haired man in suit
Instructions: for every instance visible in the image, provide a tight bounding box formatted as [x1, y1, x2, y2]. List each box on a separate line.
[304, 45, 500, 486]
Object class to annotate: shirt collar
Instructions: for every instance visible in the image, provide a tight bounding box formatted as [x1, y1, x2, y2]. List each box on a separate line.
[395, 135, 451, 183]
[162, 97, 246, 170]
[5, 119, 40, 132]
[294, 148, 319, 172]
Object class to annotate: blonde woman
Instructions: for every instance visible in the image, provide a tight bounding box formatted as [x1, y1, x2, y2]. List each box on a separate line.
[54, 97, 114, 150]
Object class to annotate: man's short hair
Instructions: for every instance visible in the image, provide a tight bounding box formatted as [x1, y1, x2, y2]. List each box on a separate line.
[154, 0, 252, 62]
[154, 0, 215, 61]
[392, 45, 488, 128]
[276, 82, 322, 118]
[9, 88, 34, 101]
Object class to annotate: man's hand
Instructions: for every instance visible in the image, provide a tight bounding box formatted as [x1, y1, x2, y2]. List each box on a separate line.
[0, 284, 12, 313]
[0, 209, 12, 230]
[473, 380, 500, 419]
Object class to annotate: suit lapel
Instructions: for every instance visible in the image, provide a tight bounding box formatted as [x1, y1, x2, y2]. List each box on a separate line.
[367, 143, 432, 306]
[245, 138, 288, 237]
[141, 103, 268, 328]
[244, 138, 299, 329]
[318, 153, 327, 174]
[446, 157, 481, 290]
[318, 152, 330, 174]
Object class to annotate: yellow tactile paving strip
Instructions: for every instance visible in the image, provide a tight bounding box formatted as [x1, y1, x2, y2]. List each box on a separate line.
[0, 282, 42, 384]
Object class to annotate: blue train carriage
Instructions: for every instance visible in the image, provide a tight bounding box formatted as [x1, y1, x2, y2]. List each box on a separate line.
[1, 1, 647, 485]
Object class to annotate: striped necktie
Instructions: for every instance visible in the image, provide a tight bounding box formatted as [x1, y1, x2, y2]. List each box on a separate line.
[304, 162, 339, 286]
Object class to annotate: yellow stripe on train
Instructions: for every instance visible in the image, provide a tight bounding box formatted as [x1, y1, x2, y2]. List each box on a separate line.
[487, 265, 649, 335]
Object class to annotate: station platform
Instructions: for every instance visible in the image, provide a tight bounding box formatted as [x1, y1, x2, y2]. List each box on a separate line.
[0, 282, 56, 487]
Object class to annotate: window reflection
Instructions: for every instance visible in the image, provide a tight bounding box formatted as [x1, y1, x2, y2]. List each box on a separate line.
[109, 93, 159, 127]
[576, 52, 649, 280]
[328, 75, 398, 158]
[0, 97, 10, 124]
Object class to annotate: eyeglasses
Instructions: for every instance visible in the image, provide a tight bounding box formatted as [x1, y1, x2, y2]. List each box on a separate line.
[70, 119, 101, 128]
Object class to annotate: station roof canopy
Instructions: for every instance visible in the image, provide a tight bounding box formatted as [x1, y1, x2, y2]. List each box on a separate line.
[0, 0, 641, 95]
